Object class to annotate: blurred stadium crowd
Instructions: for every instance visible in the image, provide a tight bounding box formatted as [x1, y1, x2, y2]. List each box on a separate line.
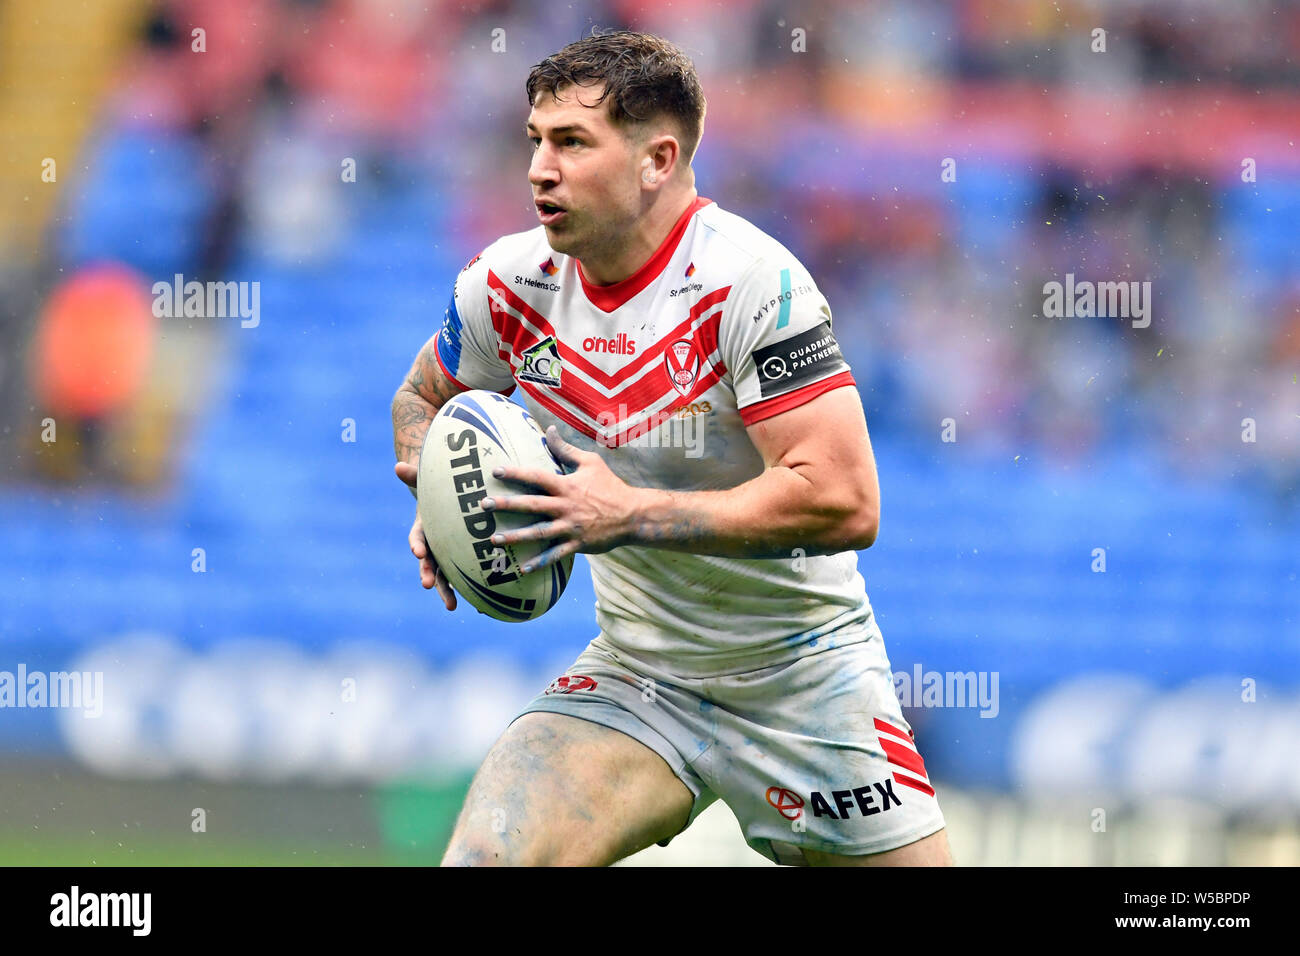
[2, 0, 1297, 490]
[0, 0, 1296, 864]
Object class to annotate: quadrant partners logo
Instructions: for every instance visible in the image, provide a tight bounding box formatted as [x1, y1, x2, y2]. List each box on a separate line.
[751, 321, 848, 398]
[0, 665, 103, 717]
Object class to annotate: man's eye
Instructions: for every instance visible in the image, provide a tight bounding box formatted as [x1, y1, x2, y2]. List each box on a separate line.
[528, 136, 582, 149]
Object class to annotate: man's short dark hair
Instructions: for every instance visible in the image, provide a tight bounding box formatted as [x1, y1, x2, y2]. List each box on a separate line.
[526, 29, 706, 165]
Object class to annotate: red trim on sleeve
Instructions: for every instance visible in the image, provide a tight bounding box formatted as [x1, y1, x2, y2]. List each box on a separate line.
[434, 341, 515, 398]
[738, 370, 856, 427]
[577, 196, 713, 313]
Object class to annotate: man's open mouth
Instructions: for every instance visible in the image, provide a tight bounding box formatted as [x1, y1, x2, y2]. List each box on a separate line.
[536, 201, 568, 225]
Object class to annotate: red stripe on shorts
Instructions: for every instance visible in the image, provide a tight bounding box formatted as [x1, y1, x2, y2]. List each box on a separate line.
[892, 772, 936, 797]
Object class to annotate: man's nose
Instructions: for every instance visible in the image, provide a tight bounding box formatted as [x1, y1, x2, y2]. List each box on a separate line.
[528, 142, 558, 187]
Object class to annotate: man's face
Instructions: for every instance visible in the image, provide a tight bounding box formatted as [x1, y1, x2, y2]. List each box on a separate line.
[526, 82, 643, 260]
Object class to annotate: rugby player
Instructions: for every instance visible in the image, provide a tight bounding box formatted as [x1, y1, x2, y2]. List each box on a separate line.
[391, 29, 953, 867]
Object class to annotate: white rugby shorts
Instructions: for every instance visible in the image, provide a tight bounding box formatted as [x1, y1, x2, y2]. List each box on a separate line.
[512, 611, 947, 865]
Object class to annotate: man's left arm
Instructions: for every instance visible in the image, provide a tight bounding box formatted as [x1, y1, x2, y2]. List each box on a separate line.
[629, 383, 880, 556]
[481, 387, 878, 571]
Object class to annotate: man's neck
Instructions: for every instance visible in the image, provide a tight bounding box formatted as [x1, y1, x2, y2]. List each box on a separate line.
[579, 189, 698, 286]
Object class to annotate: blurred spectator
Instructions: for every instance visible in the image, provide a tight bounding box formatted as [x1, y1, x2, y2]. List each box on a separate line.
[28, 264, 158, 482]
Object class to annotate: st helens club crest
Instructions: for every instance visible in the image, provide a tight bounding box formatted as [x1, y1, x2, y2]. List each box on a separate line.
[664, 339, 701, 396]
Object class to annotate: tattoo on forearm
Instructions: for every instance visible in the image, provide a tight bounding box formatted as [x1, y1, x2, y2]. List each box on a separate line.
[633, 495, 715, 549]
[631, 488, 825, 559]
[392, 388, 432, 464]
[392, 336, 464, 467]
[415, 339, 464, 406]
[663, 515, 712, 547]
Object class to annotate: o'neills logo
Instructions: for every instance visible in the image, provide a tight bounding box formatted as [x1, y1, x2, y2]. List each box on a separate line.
[582, 333, 636, 355]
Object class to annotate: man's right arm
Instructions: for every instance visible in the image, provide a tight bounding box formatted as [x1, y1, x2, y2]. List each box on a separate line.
[395, 245, 514, 602]
[392, 334, 469, 607]
[392, 332, 467, 496]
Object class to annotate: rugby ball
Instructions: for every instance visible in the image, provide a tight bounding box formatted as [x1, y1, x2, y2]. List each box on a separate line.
[418, 390, 573, 621]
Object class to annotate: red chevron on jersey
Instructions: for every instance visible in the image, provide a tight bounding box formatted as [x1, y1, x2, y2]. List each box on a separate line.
[485, 270, 728, 434]
[487, 271, 730, 389]
[518, 361, 726, 446]
[488, 295, 726, 423]
[514, 350, 727, 444]
[530, 347, 722, 430]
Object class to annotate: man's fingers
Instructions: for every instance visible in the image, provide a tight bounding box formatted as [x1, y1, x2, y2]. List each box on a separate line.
[481, 493, 556, 516]
[403, 500, 455, 611]
[492, 464, 563, 494]
[409, 519, 428, 558]
[490, 520, 568, 547]
[544, 425, 584, 469]
[434, 568, 458, 611]
[394, 461, 419, 488]
[520, 538, 580, 575]
[420, 556, 458, 612]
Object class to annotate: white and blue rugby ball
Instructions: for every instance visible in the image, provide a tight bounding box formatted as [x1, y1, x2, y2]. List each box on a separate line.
[418, 390, 573, 622]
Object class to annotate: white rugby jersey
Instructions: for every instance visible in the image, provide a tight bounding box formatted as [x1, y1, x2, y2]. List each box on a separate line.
[434, 196, 875, 677]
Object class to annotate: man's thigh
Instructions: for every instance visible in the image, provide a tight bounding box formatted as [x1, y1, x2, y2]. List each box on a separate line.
[802, 828, 954, 867]
[441, 711, 694, 866]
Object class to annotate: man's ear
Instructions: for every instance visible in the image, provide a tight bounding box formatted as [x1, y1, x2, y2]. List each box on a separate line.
[642, 134, 680, 186]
